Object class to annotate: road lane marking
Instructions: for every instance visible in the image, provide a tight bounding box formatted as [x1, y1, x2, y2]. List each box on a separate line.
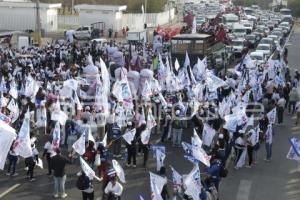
[0, 183, 20, 199]
[236, 180, 252, 200]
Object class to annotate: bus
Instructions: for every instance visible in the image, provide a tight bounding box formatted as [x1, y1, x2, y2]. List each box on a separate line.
[280, 8, 292, 16]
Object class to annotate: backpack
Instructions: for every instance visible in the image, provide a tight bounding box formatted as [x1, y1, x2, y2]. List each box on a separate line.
[76, 173, 90, 190]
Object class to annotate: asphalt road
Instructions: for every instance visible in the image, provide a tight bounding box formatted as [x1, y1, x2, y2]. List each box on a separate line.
[1, 27, 300, 200]
[219, 27, 300, 200]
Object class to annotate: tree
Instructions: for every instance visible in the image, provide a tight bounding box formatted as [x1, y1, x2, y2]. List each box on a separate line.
[288, 0, 300, 16]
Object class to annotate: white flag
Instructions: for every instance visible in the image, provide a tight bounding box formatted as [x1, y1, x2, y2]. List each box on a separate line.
[267, 107, 276, 124]
[14, 110, 32, 158]
[236, 149, 247, 168]
[193, 58, 207, 81]
[206, 71, 227, 91]
[142, 80, 152, 99]
[80, 156, 100, 180]
[138, 107, 146, 126]
[87, 128, 95, 144]
[112, 159, 126, 183]
[192, 129, 203, 148]
[174, 58, 180, 72]
[170, 166, 182, 192]
[184, 164, 201, 200]
[183, 51, 190, 69]
[156, 148, 166, 171]
[141, 129, 151, 144]
[72, 134, 86, 155]
[122, 128, 136, 144]
[147, 111, 157, 130]
[9, 82, 18, 99]
[102, 132, 107, 147]
[74, 91, 83, 111]
[36, 158, 43, 169]
[7, 98, 19, 123]
[149, 172, 167, 194]
[192, 137, 211, 167]
[192, 16, 197, 34]
[52, 122, 60, 150]
[202, 123, 216, 147]
[0, 120, 16, 170]
[100, 58, 111, 96]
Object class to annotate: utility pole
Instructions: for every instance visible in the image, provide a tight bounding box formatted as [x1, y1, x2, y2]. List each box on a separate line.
[71, 0, 74, 14]
[34, 0, 41, 46]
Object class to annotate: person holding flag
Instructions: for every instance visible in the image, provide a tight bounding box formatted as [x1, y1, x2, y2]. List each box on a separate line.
[124, 122, 137, 168]
[104, 172, 123, 200]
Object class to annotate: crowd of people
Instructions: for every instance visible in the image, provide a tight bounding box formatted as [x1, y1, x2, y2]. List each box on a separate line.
[0, 19, 297, 200]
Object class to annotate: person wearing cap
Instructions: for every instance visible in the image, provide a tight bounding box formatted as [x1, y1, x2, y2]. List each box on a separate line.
[104, 174, 123, 200]
[50, 148, 72, 199]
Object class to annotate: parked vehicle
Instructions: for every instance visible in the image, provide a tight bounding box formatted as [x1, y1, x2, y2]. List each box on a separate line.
[231, 38, 245, 56]
[259, 38, 276, 51]
[245, 34, 259, 48]
[250, 51, 267, 66]
[73, 26, 93, 40]
[256, 44, 272, 58]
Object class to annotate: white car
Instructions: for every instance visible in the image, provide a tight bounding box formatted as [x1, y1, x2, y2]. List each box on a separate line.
[267, 35, 280, 46]
[73, 26, 92, 40]
[90, 38, 107, 43]
[250, 51, 266, 66]
[256, 44, 272, 58]
[231, 39, 245, 55]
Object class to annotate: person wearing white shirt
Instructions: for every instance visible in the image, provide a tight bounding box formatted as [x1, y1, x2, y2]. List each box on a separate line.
[265, 124, 273, 162]
[43, 139, 54, 175]
[104, 176, 123, 199]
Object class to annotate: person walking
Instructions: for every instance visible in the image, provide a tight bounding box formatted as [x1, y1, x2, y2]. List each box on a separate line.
[77, 172, 94, 200]
[43, 137, 53, 175]
[50, 148, 72, 198]
[172, 110, 184, 147]
[125, 124, 137, 168]
[25, 142, 39, 182]
[289, 87, 299, 114]
[104, 175, 123, 200]
[264, 124, 273, 162]
[246, 130, 255, 168]
[277, 96, 286, 124]
[6, 143, 18, 176]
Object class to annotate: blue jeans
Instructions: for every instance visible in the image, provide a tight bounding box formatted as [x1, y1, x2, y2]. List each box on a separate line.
[54, 175, 66, 195]
[172, 128, 182, 146]
[265, 143, 272, 160]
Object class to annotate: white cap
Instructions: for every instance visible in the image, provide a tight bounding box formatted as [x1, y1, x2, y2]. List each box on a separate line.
[218, 134, 224, 139]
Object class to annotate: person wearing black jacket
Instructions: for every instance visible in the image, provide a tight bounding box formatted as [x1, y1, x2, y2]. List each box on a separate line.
[50, 148, 72, 199]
